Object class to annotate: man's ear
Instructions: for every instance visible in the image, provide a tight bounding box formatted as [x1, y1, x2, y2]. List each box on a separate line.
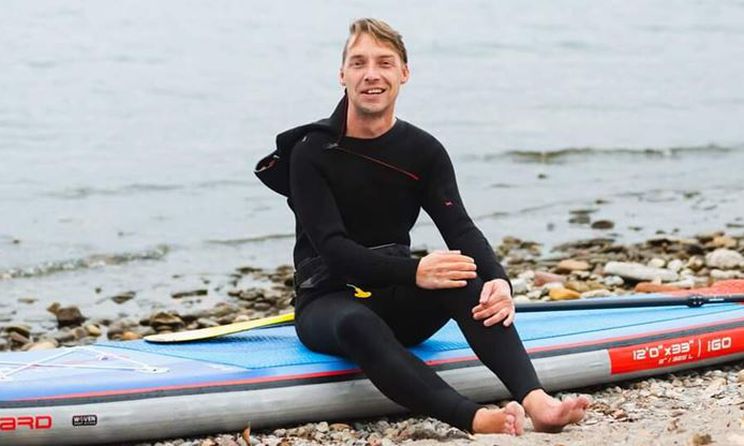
[401, 64, 410, 84]
[339, 67, 345, 86]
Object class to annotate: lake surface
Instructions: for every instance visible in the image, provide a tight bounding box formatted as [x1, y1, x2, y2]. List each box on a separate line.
[2, 1, 743, 327]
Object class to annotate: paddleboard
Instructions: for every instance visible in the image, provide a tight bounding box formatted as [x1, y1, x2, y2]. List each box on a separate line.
[2, 280, 743, 445]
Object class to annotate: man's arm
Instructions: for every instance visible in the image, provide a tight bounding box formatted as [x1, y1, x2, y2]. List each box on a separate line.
[421, 142, 513, 294]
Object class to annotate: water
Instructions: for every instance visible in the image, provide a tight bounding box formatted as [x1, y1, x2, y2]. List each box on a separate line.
[2, 1, 743, 329]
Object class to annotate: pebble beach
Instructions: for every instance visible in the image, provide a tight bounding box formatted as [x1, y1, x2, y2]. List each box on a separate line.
[4, 229, 744, 445]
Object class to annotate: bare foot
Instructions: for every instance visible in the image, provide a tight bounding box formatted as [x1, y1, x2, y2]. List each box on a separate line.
[472, 401, 525, 435]
[523, 389, 590, 433]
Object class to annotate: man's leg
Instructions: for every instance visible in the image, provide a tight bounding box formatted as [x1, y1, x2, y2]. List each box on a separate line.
[412, 278, 543, 404]
[294, 289, 517, 433]
[413, 278, 589, 432]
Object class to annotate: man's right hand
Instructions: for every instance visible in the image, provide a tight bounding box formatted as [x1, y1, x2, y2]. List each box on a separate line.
[415, 250, 477, 289]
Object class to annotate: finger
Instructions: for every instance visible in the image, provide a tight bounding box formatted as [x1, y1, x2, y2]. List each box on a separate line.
[444, 270, 477, 280]
[479, 280, 494, 304]
[438, 279, 468, 288]
[484, 308, 511, 327]
[435, 262, 476, 273]
[503, 309, 515, 327]
[473, 301, 511, 320]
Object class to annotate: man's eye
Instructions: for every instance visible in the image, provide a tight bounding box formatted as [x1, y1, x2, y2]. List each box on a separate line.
[353, 61, 363, 67]
[381, 61, 392, 67]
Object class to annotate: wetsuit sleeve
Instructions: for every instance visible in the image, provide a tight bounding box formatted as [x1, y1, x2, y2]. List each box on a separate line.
[289, 139, 421, 287]
[421, 144, 512, 291]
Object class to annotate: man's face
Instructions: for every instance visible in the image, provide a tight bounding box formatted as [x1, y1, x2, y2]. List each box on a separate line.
[340, 33, 410, 117]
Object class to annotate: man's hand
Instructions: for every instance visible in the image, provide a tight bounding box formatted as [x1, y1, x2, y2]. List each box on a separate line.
[472, 278, 514, 327]
[416, 250, 477, 289]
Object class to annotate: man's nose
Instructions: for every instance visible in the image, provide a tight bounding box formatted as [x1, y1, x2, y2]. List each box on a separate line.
[363, 65, 381, 82]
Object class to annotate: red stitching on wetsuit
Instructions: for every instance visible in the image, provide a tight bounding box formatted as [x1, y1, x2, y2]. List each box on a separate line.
[331, 146, 420, 181]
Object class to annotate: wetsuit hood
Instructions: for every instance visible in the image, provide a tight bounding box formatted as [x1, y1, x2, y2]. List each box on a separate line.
[255, 93, 348, 197]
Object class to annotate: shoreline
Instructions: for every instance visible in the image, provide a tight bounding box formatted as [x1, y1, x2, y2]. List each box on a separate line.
[2, 230, 744, 445]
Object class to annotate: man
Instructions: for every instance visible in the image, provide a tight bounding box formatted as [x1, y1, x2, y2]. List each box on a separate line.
[258, 18, 589, 435]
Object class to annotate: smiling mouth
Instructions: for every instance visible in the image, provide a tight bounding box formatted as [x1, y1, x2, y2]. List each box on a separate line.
[361, 88, 385, 96]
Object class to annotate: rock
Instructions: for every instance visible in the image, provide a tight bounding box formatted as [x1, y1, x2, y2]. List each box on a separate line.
[711, 269, 742, 280]
[236, 266, 262, 275]
[111, 291, 136, 304]
[565, 280, 604, 293]
[667, 278, 696, 289]
[510, 278, 528, 294]
[687, 256, 705, 271]
[591, 219, 615, 230]
[329, 423, 352, 432]
[647, 258, 666, 268]
[712, 235, 737, 248]
[149, 312, 186, 332]
[603, 261, 679, 282]
[27, 339, 59, 351]
[3, 324, 31, 338]
[705, 249, 744, 269]
[555, 259, 591, 273]
[534, 271, 565, 286]
[172, 289, 208, 299]
[737, 370, 744, 384]
[72, 326, 88, 340]
[18, 296, 36, 304]
[548, 288, 581, 300]
[54, 306, 87, 328]
[602, 275, 625, 287]
[121, 331, 141, 341]
[581, 289, 612, 298]
[690, 433, 713, 445]
[569, 214, 591, 225]
[85, 324, 102, 337]
[667, 259, 684, 272]
[52, 329, 76, 343]
[9, 331, 31, 346]
[634, 282, 682, 293]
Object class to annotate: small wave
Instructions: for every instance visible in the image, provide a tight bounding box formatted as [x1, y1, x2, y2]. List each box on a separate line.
[206, 234, 294, 246]
[503, 144, 737, 164]
[45, 183, 184, 199]
[194, 179, 252, 189]
[0, 245, 169, 280]
[44, 180, 252, 199]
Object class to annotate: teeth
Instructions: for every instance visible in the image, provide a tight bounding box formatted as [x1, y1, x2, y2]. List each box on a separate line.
[364, 89, 383, 94]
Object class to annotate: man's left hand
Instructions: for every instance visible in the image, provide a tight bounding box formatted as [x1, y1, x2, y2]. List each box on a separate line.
[472, 278, 514, 327]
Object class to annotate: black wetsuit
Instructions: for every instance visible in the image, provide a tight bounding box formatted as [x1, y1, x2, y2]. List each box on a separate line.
[280, 109, 542, 432]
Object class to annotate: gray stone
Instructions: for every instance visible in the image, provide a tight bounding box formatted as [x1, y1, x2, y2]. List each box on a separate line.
[603, 261, 679, 282]
[602, 275, 625, 287]
[667, 259, 684, 272]
[710, 269, 742, 280]
[705, 248, 744, 270]
[510, 278, 529, 294]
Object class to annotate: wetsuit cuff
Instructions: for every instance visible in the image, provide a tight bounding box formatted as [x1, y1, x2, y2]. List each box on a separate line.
[400, 257, 421, 286]
[484, 264, 513, 296]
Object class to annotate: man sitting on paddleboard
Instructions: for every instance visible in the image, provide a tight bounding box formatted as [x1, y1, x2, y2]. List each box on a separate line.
[257, 18, 590, 435]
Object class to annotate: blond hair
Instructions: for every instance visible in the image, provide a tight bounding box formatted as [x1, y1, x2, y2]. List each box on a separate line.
[342, 18, 408, 64]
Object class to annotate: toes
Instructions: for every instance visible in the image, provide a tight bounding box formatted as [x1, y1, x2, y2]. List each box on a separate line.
[505, 401, 526, 435]
[505, 413, 516, 435]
